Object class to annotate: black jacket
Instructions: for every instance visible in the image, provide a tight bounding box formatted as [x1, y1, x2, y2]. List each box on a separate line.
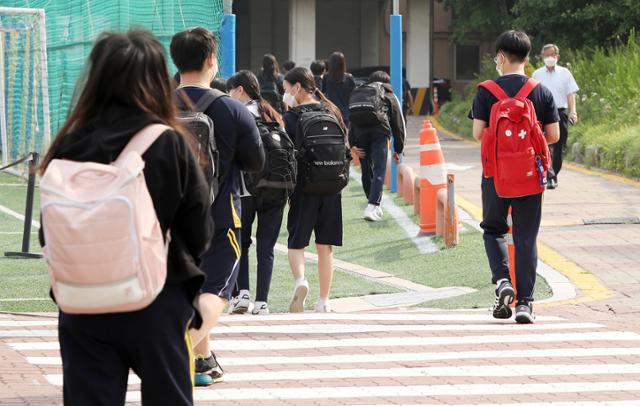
[39, 104, 214, 324]
[348, 82, 406, 154]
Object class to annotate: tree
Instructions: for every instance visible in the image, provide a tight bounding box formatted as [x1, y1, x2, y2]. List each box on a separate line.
[438, 0, 640, 50]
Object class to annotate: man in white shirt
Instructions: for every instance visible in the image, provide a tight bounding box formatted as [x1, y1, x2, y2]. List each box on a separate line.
[532, 44, 579, 189]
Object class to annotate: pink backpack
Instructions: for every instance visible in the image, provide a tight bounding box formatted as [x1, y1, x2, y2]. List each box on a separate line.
[40, 124, 170, 314]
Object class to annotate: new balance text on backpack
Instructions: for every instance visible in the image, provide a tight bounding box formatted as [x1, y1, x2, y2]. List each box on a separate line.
[246, 119, 297, 204]
[479, 78, 551, 198]
[176, 89, 224, 203]
[40, 124, 171, 314]
[348, 82, 388, 127]
[295, 106, 350, 195]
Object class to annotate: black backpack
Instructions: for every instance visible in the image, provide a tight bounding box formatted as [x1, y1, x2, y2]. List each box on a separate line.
[176, 89, 225, 203]
[348, 82, 388, 127]
[294, 105, 350, 195]
[259, 77, 285, 114]
[245, 118, 297, 205]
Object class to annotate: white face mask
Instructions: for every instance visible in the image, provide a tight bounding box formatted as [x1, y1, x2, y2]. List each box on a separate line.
[283, 91, 298, 107]
[544, 56, 557, 67]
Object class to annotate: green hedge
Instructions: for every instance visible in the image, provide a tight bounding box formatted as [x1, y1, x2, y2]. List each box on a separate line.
[438, 37, 640, 180]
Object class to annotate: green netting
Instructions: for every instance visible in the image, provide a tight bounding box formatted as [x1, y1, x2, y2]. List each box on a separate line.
[1, 1, 224, 170]
[0, 10, 48, 170]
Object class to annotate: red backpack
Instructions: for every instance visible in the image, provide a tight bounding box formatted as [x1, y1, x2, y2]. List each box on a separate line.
[479, 78, 551, 198]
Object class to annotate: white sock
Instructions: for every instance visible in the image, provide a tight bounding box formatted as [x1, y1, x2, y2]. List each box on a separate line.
[317, 297, 329, 306]
[295, 277, 306, 284]
[496, 278, 509, 286]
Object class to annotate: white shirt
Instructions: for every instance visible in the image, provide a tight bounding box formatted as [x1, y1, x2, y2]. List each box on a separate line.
[532, 65, 579, 109]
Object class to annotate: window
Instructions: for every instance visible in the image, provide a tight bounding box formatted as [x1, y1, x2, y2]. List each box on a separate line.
[455, 44, 480, 81]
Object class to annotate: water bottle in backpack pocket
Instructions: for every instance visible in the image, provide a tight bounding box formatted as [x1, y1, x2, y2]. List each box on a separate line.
[295, 107, 350, 195]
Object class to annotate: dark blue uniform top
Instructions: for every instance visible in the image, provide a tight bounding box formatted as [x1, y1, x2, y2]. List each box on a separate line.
[180, 86, 264, 230]
[469, 74, 559, 125]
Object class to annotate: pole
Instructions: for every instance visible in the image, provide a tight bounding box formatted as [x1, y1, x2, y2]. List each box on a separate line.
[38, 11, 52, 147]
[389, 0, 403, 193]
[5, 152, 43, 259]
[219, 1, 236, 79]
[0, 30, 7, 167]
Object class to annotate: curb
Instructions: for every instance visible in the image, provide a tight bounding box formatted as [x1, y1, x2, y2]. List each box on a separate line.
[430, 116, 615, 307]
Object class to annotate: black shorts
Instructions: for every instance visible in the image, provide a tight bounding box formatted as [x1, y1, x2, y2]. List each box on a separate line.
[287, 190, 343, 249]
[200, 228, 241, 300]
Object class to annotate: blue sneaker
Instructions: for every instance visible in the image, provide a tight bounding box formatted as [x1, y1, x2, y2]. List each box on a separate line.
[194, 352, 224, 386]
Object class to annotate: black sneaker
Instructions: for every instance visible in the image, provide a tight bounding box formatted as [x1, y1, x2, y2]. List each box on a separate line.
[515, 302, 535, 324]
[194, 351, 224, 386]
[547, 178, 558, 190]
[492, 280, 515, 319]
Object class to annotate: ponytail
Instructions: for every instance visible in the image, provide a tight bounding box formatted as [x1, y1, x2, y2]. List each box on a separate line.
[257, 98, 283, 127]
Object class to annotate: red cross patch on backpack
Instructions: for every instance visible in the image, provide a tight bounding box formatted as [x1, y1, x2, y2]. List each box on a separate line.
[479, 78, 551, 198]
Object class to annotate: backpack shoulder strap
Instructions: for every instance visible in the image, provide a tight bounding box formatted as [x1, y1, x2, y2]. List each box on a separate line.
[116, 124, 172, 163]
[515, 78, 539, 99]
[478, 80, 509, 101]
[194, 89, 226, 112]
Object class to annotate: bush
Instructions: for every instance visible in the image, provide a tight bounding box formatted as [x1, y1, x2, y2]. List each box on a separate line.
[438, 36, 640, 180]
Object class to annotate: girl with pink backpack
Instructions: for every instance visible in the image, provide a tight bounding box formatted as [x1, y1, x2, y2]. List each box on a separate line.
[38, 30, 213, 405]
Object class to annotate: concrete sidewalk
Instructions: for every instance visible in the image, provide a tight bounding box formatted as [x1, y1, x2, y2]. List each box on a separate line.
[402, 115, 640, 315]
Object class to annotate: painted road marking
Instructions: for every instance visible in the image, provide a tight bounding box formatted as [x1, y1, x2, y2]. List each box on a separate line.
[42, 363, 640, 387]
[26, 347, 640, 367]
[216, 313, 566, 323]
[128, 381, 640, 401]
[0, 330, 58, 338]
[12, 331, 640, 352]
[0, 320, 57, 327]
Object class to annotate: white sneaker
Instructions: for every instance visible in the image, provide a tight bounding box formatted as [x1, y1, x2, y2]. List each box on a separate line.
[252, 301, 269, 315]
[230, 290, 251, 314]
[314, 300, 331, 313]
[289, 279, 309, 313]
[375, 205, 383, 218]
[363, 204, 382, 221]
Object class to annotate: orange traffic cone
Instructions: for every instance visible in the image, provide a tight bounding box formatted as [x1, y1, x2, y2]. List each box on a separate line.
[419, 125, 447, 235]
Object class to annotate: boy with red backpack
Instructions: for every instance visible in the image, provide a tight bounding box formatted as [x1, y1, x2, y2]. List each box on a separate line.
[470, 30, 560, 323]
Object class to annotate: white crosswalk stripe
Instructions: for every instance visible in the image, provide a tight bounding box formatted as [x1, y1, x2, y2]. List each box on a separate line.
[2, 311, 640, 404]
[11, 330, 640, 351]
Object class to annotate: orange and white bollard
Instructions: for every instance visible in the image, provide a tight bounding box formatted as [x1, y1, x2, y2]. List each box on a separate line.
[507, 207, 517, 304]
[418, 125, 447, 235]
[435, 174, 459, 247]
[402, 166, 417, 205]
[413, 177, 421, 215]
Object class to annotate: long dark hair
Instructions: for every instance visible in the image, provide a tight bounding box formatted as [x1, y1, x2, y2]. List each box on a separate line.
[327, 51, 347, 83]
[41, 30, 180, 173]
[227, 70, 283, 126]
[262, 54, 280, 81]
[284, 67, 346, 134]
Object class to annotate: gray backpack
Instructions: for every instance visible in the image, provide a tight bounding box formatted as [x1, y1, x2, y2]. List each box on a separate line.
[176, 89, 225, 203]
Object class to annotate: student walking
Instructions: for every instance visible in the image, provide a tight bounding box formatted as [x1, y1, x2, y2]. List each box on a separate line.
[469, 30, 559, 324]
[310, 60, 326, 91]
[38, 30, 214, 405]
[282, 67, 350, 313]
[532, 44, 580, 189]
[349, 71, 406, 221]
[257, 54, 286, 113]
[226, 70, 296, 315]
[322, 52, 356, 129]
[170, 27, 264, 386]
